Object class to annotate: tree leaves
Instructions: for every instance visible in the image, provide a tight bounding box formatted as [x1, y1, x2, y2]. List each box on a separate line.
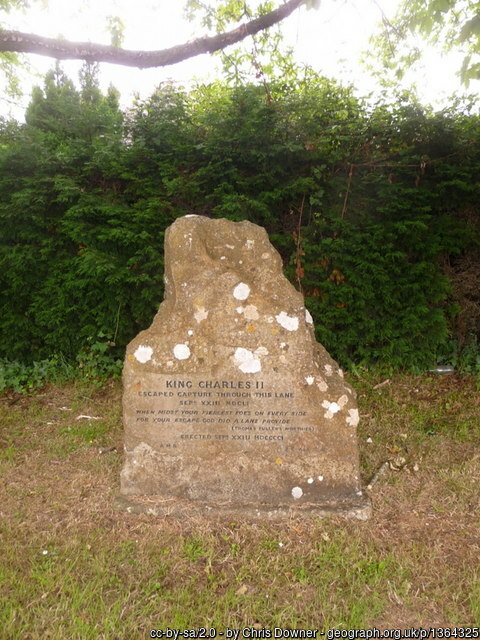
[458, 14, 480, 43]
[372, 0, 480, 87]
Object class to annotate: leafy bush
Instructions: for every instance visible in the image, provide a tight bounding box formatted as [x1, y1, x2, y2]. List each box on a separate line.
[0, 66, 479, 374]
[0, 355, 73, 393]
[297, 217, 453, 369]
[436, 334, 480, 376]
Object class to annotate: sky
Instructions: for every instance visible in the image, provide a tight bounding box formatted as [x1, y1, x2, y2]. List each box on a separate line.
[0, 0, 476, 119]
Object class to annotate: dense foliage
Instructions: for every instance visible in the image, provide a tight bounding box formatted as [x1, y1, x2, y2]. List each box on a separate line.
[0, 63, 479, 378]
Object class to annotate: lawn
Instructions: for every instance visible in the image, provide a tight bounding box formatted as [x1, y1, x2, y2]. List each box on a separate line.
[0, 373, 479, 638]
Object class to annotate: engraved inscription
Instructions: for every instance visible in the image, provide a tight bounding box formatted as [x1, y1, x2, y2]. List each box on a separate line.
[126, 374, 315, 452]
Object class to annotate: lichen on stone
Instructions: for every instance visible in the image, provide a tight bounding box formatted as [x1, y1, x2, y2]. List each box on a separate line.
[233, 282, 250, 301]
[275, 311, 299, 332]
[134, 345, 153, 363]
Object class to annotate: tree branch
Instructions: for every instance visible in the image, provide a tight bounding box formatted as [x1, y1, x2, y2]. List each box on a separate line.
[0, 0, 305, 68]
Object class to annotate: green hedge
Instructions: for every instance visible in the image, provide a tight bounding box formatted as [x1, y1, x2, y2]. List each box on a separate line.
[0, 66, 478, 371]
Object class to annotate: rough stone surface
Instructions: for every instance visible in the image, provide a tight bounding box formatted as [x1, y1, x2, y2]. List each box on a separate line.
[120, 215, 370, 519]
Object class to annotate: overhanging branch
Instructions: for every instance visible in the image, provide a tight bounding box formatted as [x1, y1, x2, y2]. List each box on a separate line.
[0, 0, 305, 68]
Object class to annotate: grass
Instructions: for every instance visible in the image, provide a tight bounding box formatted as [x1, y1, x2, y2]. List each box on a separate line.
[0, 373, 479, 637]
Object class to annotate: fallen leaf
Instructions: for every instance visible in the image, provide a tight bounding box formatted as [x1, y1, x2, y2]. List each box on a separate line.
[235, 584, 248, 596]
[389, 456, 407, 471]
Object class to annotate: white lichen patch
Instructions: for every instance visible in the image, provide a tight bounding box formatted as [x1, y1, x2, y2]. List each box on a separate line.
[318, 475, 324, 482]
[236, 306, 244, 314]
[185, 214, 199, 218]
[266, 316, 274, 323]
[220, 256, 226, 260]
[305, 376, 315, 385]
[194, 307, 209, 323]
[233, 347, 261, 374]
[240, 359, 261, 374]
[275, 311, 299, 332]
[246, 239, 255, 249]
[322, 400, 341, 419]
[317, 379, 328, 392]
[337, 368, 344, 378]
[305, 309, 314, 325]
[244, 304, 259, 320]
[291, 486, 303, 499]
[307, 477, 314, 484]
[255, 346, 269, 356]
[166, 360, 174, 367]
[261, 252, 270, 259]
[338, 394, 349, 408]
[346, 408, 360, 427]
[134, 345, 153, 363]
[226, 244, 235, 249]
[173, 344, 191, 360]
[233, 282, 250, 301]
[187, 330, 194, 336]
[324, 364, 333, 376]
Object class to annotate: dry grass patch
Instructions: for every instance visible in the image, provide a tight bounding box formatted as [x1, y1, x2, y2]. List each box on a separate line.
[0, 374, 479, 637]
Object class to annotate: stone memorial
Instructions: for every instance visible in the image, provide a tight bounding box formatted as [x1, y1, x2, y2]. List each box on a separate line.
[119, 215, 370, 519]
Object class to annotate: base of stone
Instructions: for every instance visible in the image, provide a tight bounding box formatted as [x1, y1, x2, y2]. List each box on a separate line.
[114, 492, 371, 521]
